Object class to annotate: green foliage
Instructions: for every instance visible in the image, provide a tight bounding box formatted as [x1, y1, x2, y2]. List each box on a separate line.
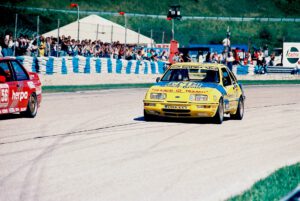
[228, 163, 300, 201]
[0, 1, 299, 49]
[4, 0, 300, 17]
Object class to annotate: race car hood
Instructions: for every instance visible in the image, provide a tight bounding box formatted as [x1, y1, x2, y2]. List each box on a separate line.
[149, 81, 226, 95]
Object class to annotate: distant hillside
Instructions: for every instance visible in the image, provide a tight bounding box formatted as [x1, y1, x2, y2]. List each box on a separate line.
[3, 0, 300, 17]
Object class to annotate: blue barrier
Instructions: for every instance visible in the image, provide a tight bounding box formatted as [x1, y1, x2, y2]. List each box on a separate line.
[72, 57, 79, 73]
[107, 58, 112, 73]
[95, 58, 101, 73]
[135, 60, 140, 74]
[116, 59, 122, 74]
[236, 65, 249, 75]
[46, 57, 54, 75]
[61, 58, 67, 74]
[144, 61, 149, 74]
[126, 61, 133, 74]
[84, 57, 91, 74]
[150, 62, 156, 74]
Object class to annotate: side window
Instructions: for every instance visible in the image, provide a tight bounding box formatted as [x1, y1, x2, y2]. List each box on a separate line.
[10, 61, 29, 81]
[229, 71, 237, 84]
[0, 61, 13, 82]
[221, 68, 232, 87]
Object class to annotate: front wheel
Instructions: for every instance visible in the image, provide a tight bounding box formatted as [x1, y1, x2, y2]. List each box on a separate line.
[213, 99, 224, 124]
[21, 93, 38, 118]
[231, 97, 244, 120]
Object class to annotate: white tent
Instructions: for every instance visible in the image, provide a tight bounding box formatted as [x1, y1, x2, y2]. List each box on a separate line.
[43, 14, 154, 45]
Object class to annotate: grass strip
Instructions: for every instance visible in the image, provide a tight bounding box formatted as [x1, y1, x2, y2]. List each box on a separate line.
[228, 163, 300, 201]
[42, 80, 300, 93]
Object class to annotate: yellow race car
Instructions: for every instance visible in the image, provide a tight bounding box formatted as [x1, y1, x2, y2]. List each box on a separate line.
[143, 63, 245, 124]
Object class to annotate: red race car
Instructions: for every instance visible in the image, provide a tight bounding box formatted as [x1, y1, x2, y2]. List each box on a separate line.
[0, 58, 42, 118]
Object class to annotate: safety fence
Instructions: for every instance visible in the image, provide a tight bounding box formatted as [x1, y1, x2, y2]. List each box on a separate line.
[16, 56, 166, 75]
[14, 56, 298, 76]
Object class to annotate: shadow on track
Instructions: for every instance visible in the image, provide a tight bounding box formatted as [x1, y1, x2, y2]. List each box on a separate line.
[134, 116, 230, 124]
[0, 114, 26, 120]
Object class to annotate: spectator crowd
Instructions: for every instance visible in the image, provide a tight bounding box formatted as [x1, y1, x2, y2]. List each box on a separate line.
[0, 33, 169, 62]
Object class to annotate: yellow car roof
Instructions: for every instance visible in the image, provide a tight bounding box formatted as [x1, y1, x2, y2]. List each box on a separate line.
[170, 62, 227, 69]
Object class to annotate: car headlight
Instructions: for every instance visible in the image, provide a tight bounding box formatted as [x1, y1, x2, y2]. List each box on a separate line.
[189, 94, 208, 101]
[150, 93, 167, 100]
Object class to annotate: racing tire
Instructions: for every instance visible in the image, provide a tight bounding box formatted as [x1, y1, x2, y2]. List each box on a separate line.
[21, 93, 38, 118]
[213, 99, 224, 124]
[144, 110, 155, 121]
[231, 97, 244, 120]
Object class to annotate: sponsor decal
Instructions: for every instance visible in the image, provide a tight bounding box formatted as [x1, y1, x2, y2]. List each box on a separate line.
[9, 108, 15, 113]
[155, 82, 227, 95]
[12, 91, 28, 101]
[286, 47, 300, 64]
[20, 107, 26, 112]
[27, 81, 36, 89]
[1, 109, 8, 114]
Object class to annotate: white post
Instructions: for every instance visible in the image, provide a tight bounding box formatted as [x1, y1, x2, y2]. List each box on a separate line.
[111, 25, 113, 43]
[96, 24, 99, 41]
[162, 31, 165, 44]
[150, 29, 153, 47]
[13, 14, 18, 57]
[57, 19, 60, 57]
[124, 14, 127, 48]
[77, 5, 80, 41]
[138, 28, 140, 45]
[172, 19, 174, 40]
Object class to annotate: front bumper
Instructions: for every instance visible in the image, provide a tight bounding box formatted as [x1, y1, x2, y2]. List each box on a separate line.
[144, 100, 219, 118]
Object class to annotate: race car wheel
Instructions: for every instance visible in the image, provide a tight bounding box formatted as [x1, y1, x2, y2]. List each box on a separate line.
[22, 93, 38, 118]
[213, 99, 224, 124]
[231, 97, 244, 120]
[144, 110, 155, 121]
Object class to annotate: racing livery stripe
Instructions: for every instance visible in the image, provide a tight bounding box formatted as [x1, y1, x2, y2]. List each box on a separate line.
[154, 81, 227, 95]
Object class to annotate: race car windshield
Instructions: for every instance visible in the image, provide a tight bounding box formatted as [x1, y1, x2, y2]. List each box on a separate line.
[161, 68, 220, 83]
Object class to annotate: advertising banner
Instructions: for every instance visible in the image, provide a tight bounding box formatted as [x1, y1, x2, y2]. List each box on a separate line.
[283, 42, 300, 67]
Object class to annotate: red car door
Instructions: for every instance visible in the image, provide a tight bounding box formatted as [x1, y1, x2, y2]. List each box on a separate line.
[9, 60, 31, 112]
[0, 60, 19, 114]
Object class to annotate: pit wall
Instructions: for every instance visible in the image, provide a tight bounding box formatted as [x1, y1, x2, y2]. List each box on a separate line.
[14, 56, 299, 86]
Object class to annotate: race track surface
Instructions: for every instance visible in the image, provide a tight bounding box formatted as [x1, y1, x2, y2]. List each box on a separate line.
[0, 85, 300, 201]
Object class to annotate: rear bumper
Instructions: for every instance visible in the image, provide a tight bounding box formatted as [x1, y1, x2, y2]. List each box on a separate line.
[144, 101, 219, 118]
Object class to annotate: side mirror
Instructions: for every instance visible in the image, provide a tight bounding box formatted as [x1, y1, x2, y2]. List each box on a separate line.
[156, 77, 160, 83]
[0, 75, 6, 83]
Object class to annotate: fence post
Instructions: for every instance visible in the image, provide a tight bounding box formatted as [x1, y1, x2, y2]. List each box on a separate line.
[37, 16, 40, 57]
[96, 24, 99, 41]
[150, 29, 153, 47]
[162, 31, 165, 44]
[13, 14, 18, 57]
[57, 19, 60, 57]
[138, 28, 140, 45]
[111, 25, 113, 43]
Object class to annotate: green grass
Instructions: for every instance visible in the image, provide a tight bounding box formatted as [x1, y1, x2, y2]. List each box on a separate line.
[228, 163, 300, 201]
[42, 80, 300, 93]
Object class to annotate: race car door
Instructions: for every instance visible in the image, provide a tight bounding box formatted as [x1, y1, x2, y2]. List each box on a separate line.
[0, 60, 18, 114]
[9, 60, 31, 111]
[221, 67, 236, 112]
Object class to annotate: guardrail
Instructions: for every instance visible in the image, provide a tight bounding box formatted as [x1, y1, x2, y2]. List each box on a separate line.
[16, 56, 166, 75]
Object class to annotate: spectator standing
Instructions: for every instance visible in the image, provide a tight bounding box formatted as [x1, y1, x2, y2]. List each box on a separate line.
[226, 52, 235, 71]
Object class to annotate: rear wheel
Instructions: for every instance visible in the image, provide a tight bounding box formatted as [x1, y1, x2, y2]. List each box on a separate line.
[213, 99, 224, 124]
[144, 110, 155, 121]
[21, 93, 38, 118]
[231, 97, 244, 120]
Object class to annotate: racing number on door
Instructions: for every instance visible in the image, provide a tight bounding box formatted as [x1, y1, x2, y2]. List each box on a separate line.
[1, 88, 8, 103]
[0, 85, 9, 104]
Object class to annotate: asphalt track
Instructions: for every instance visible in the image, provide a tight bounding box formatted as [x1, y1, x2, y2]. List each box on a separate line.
[0, 85, 300, 201]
